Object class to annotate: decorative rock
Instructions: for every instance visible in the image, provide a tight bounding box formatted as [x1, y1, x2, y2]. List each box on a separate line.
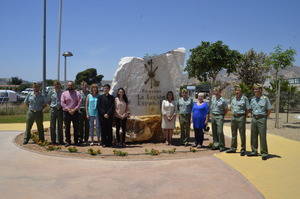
[111, 48, 186, 142]
[111, 48, 185, 116]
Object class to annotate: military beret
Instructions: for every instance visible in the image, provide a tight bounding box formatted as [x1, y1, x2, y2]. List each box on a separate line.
[181, 88, 188, 93]
[253, 83, 263, 89]
[234, 84, 241, 90]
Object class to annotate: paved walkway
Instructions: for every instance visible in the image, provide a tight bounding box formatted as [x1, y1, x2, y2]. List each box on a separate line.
[216, 126, 300, 199]
[0, 131, 262, 199]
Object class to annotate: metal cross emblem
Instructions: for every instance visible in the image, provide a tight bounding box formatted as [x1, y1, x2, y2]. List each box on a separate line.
[144, 59, 160, 88]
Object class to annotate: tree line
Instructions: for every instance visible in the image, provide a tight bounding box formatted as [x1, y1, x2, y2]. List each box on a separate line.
[185, 40, 298, 127]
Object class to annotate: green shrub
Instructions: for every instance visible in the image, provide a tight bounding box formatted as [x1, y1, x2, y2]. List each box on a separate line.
[68, 146, 78, 153]
[87, 148, 101, 156]
[37, 140, 50, 147]
[161, 149, 168, 153]
[113, 149, 128, 156]
[190, 147, 197, 153]
[145, 148, 160, 156]
[168, 148, 176, 154]
[46, 145, 61, 151]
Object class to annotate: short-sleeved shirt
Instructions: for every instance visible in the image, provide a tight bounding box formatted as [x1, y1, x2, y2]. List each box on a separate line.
[87, 94, 99, 117]
[24, 92, 46, 112]
[48, 89, 62, 109]
[250, 96, 272, 116]
[210, 96, 227, 115]
[231, 95, 250, 115]
[80, 90, 90, 109]
[177, 97, 193, 114]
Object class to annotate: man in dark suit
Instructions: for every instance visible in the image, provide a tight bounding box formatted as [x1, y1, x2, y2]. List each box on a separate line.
[97, 84, 115, 147]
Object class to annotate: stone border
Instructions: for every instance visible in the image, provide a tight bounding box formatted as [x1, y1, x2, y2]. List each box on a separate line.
[13, 131, 220, 161]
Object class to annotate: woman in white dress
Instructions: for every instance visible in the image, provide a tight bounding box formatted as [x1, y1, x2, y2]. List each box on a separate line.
[161, 91, 176, 145]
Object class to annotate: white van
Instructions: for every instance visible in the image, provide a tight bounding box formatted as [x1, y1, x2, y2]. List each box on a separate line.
[21, 88, 33, 95]
[0, 90, 17, 103]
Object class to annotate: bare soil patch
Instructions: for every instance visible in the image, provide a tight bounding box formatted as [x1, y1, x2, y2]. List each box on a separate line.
[15, 130, 229, 161]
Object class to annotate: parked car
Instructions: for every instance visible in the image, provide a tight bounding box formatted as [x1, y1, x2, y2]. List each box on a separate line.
[0, 90, 17, 103]
[21, 88, 33, 95]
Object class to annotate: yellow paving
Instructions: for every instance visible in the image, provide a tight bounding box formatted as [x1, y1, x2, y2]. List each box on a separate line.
[215, 126, 300, 199]
[1, 122, 299, 198]
[0, 121, 50, 131]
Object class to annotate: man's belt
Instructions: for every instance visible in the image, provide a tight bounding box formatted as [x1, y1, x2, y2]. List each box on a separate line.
[253, 114, 266, 119]
[51, 106, 62, 110]
[180, 113, 191, 116]
[212, 113, 224, 116]
[233, 113, 245, 117]
[30, 110, 42, 113]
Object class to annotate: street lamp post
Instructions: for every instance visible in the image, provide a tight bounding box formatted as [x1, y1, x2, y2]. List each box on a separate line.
[62, 51, 73, 84]
[56, 0, 63, 81]
[42, 0, 47, 94]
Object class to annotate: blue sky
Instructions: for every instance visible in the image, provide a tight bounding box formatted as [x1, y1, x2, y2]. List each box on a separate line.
[0, 0, 299, 81]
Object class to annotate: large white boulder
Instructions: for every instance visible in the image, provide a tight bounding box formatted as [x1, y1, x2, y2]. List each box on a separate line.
[111, 48, 186, 116]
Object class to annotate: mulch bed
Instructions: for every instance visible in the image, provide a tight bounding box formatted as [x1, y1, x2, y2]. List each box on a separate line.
[14, 129, 231, 161]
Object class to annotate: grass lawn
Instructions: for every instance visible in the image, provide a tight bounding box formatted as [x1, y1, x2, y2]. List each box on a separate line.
[0, 113, 50, 123]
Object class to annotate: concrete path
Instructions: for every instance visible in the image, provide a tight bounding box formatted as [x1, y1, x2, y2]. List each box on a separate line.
[0, 131, 263, 199]
[216, 126, 300, 199]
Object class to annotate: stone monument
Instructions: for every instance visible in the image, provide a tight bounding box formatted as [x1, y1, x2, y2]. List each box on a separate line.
[111, 48, 185, 142]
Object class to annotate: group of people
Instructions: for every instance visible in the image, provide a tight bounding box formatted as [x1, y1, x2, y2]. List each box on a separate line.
[23, 81, 130, 148]
[161, 84, 272, 160]
[23, 81, 272, 160]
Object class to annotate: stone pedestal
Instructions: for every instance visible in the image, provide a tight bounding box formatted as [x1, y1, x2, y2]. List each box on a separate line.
[126, 115, 164, 142]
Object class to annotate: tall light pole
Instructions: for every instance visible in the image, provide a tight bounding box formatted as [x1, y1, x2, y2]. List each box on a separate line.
[63, 51, 73, 84]
[57, 0, 63, 81]
[42, 0, 47, 94]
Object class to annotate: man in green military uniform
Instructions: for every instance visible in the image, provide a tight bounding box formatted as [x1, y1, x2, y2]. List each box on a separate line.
[248, 84, 272, 160]
[226, 85, 250, 156]
[47, 81, 64, 145]
[79, 81, 90, 145]
[210, 87, 228, 152]
[23, 83, 47, 144]
[177, 89, 194, 146]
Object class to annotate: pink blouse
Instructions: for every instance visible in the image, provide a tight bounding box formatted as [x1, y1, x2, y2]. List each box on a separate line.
[115, 97, 129, 119]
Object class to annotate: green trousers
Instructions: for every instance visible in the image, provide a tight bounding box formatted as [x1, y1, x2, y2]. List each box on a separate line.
[179, 114, 191, 144]
[211, 115, 225, 149]
[50, 107, 63, 144]
[251, 117, 268, 156]
[24, 110, 44, 143]
[230, 115, 246, 151]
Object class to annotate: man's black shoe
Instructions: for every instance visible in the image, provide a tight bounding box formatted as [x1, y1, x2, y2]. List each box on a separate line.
[23, 141, 28, 145]
[240, 151, 246, 156]
[65, 143, 71, 147]
[219, 148, 226, 152]
[226, 149, 236, 153]
[262, 155, 268, 160]
[211, 146, 219, 150]
[247, 152, 258, 157]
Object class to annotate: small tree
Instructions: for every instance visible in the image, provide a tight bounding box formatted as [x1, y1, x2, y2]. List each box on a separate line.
[9, 77, 23, 85]
[75, 68, 104, 86]
[235, 49, 270, 90]
[267, 46, 296, 128]
[265, 79, 299, 112]
[185, 41, 241, 87]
